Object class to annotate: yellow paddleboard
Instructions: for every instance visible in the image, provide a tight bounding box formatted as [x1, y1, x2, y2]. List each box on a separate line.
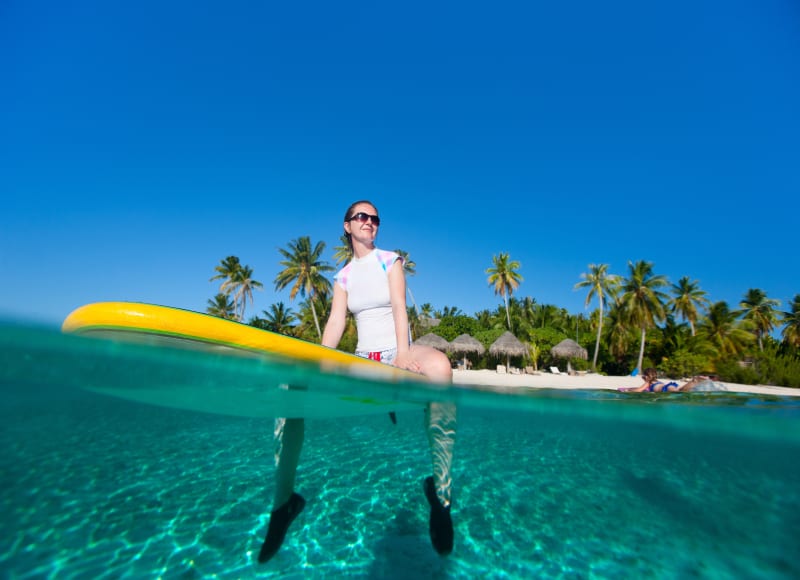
[62, 302, 427, 418]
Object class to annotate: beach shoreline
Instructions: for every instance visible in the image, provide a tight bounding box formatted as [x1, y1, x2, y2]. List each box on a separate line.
[452, 369, 800, 397]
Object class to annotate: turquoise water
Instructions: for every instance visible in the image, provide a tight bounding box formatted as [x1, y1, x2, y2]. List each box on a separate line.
[2, 323, 799, 578]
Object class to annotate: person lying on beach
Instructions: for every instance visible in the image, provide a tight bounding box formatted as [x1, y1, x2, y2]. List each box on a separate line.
[618, 367, 717, 393]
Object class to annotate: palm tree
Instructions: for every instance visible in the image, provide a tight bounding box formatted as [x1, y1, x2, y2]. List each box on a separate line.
[474, 309, 493, 329]
[617, 260, 669, 374]
[231, 264, 263, 321]
[295, 292, 335, 343]
[254, 302, 297, 335]
[486, 252, 523, 331]
[658, 313, 694, 355]
[605, 303, 633, 362]
[738, 288, 781, 351]
[780, 294, 800, 349]
[407, 305, 422, 340]
[333, 234, 353, 265]
[210, 255, 241, 287]
[515, 297, 539, 339]
[698, 301, 754, 357]
[274, 237, 334, 340]
[520, 296, 537, 323]
[210, 255, 242, 302]
[209, 256, 262, 321]
[670, 276, 710, 337]
[395, 249, 419, 315]
[531, 303, 571, 334]
[574, 263, 619, 371]
[416, 302, 436, 332]
[206, 293, 236, 320]
[435, 305, 464, 318]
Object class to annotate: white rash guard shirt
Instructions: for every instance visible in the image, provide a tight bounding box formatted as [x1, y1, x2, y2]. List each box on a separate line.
[334, 248, 402, 352]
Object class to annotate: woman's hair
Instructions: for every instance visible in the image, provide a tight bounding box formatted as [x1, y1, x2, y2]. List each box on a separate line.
[643, 367, 658, 380]
[343, 200, 378, 249]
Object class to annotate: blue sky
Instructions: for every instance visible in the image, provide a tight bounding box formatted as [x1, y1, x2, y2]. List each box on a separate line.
[2, 0, 799, 328]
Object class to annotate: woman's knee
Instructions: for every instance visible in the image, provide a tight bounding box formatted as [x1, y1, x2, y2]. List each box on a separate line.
[423, 350, 452, 382]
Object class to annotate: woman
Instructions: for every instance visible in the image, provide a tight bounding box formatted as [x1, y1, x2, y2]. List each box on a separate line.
[618, 367, 715, 393]
[259, 200, 457, 563]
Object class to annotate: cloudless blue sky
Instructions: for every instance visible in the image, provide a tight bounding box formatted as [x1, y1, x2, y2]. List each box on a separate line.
[2, 0, 799, 328]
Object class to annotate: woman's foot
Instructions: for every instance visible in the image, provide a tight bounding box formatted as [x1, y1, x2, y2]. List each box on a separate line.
[423, 476, 453, 555]
[258, 492, 306, 563]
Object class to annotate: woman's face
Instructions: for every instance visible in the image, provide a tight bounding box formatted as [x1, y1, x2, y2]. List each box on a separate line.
[345, 203, 380, 244]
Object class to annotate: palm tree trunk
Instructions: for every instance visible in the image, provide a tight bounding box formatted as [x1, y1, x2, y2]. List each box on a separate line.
[592, 308, 602, 372]
[407, 286, 419, 316]
[504, 293, 511, 330]
[311, 303, 322, 340]
[237, 291, 246, 321]
[637, 327, 646, 374]
[233, 285, 244, 322]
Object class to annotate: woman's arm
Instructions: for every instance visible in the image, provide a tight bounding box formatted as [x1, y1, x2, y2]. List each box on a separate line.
[619, 381, 650, 392]
[388, 259, 417, 370]
[321, 283, 348, 349]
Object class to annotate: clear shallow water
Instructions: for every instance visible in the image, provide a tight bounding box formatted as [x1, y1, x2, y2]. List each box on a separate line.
[2, 323, 799, 578]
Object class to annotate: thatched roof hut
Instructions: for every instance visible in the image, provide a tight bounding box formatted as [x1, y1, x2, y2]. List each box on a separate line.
[550, 339, 588, 360]
[414, 332, 451, 352]
[489, 331, 527, 369]
[550, 338, 588, 374]
[450, 334, 485, 369]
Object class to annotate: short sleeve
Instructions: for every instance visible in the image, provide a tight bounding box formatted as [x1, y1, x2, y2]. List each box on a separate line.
[377, 250, 401, 272]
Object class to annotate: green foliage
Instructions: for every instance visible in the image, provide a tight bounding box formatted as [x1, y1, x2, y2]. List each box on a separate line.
[210, 256, 263, 321]
[474, 328, 505, 348]
[486, 253, 523, 330]
[760, 358, 800, 388]
[206, 293, 236, 320]
[526, 327, 568, 367]
[754, 343, 800, 388]
[248, 316, 270, 330]
[275, 237, 334, 339]
[527, 341, 541, 370]
[337, 326, 358, 354]
[714, 359, 761, 385]
[527, 327, 568, 350]
[568, 357, 590, 371]
[777, 340, 799, 360]
[713, 344, 800, 388]
[641, 357, 656, 372]
[659, 349, 711, 379]
[780, 294, 800, 348]
[434, 315, 480, 341]
[465, 328, 506, 369]
[603, 358, 636, 377]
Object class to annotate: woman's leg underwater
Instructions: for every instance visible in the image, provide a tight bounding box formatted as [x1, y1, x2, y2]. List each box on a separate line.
[412, 345, 457, 554]
[258, 417, 305, 563]
[273, 417, 304, 506]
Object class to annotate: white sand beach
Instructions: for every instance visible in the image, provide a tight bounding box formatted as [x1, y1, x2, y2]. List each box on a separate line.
[452, 369, 800, 397]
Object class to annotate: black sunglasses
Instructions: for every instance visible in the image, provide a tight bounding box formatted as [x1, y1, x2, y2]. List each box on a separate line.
[348, 212, 381, 226]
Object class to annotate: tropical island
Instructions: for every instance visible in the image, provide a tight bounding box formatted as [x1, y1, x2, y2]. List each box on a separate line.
[205, 237, 799, 390]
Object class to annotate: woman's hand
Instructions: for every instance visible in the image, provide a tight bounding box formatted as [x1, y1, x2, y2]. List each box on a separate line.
[393, 352, 421, 373]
